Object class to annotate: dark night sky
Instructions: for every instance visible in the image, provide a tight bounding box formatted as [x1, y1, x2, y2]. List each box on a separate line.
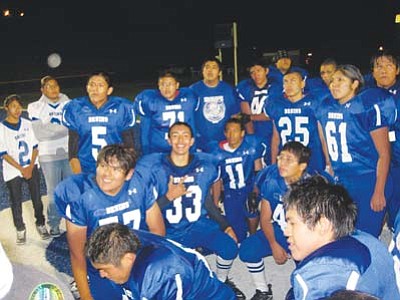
[0, 0, 399, 80]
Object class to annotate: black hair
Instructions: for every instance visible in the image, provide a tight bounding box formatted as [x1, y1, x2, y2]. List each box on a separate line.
[85, 223, 141, 266]
[96, 144, 137, 175]
[284, 175, 357, 240]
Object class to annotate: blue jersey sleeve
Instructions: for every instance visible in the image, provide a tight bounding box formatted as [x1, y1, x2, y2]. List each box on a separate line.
[54, 174, 94, 222]
[61, 98, 82, 131]
[359, 88, 396, 131]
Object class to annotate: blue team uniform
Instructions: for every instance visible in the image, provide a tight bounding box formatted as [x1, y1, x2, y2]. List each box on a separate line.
[145, 152, 238, 261]
[212, 135, 264, 242]
[305, 77, 332, 102]
[315, 88, 396, 237]
[265, 93, 325, 172]
[365, 82, 400, 230]
[236, 78, 279, 164]
[190, 80, 240, 152]
[239, 165, 291, 264]
[286, 230, 400, 300]
[113, 229, 235, 300]
[54, 172, 156, 300]
[134, 88, 198, 154]
[62, 96, 136, 174]
[267, 65, 309, 89]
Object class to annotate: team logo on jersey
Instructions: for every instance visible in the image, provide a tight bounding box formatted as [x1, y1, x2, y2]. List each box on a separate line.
[109, 108, 117, 114]
[303, 102, 311, 106]
[29, 283, 64, 300]
[128, 188, 137, 195]
[195, 167, 204, 173]
[203, 96, 226, 123]
[345, 103, 352, 109]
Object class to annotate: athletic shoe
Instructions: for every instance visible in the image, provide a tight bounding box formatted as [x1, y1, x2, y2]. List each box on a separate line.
[225, 278, 246, 299]
[16, 229, 26, 245]
[36, 224, 50, 240]
[50, 227, 61, 238]
[250, 286, 273, 300]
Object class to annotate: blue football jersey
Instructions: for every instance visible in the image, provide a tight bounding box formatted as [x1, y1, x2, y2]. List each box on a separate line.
[305, 77, 332, 102]
[118, 230, 235, 300]
[315, 87, 396, 177]
[266, 93, 325, 171]
[268, 65, 309, 89]
[258, 165, 288, 232]
[62, 96, 136, 173]
[134, 88, 198, 154]
[190, 80, 240, 150]
[378, 82, 400, 167]
[236, 78, 278, 140]
[213, 135, 264, 192]
[289, 230, 399, 300]
[54, 172, 155, 237]
[150, 153, 220, 237]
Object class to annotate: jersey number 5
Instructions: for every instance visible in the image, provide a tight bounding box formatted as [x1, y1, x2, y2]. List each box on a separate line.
[91, 126, 107, 160]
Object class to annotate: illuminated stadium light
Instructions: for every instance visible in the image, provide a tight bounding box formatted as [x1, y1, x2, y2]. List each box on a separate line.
[396, 14, 400, 24]
[3, 9, 10, 17]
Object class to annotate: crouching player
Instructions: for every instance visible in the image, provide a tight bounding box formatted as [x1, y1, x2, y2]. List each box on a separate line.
[86, 223, 236, 299]
[55, 144, 165, 300]
[239, 141, 314, 300]
[284, 176, 400, 300]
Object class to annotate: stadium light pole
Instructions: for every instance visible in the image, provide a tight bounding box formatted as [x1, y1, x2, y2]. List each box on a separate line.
[233, 22, 238, 85]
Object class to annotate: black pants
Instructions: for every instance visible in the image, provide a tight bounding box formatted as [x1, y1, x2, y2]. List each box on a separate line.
[6, 165, 45, 231]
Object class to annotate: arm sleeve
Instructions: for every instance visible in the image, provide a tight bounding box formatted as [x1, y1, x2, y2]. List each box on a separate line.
[121, 128, 135, 149]
[156, 195, 170, 210]
[139, 117, 151, 155]
[68, 129, 79, 160]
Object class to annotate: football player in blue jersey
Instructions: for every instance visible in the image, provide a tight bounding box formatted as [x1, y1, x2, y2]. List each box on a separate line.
[305, 57, 337, 100]
[62, 71, 136, 174]
[86, 223, 236, 299]
[211, 117, 265, 242]
[134, 71, 198, 155]
[315, 64, 396, 237]
[266, 70, 325, 172]
[189, 58, 241, 152]
[239, 141, 311, 300]
[267, 50, 309, 89]
[236, 59, 279, 165]
[144, 122, 246, 299]
[366, 50, 400, 230]
[55, 144, 165, 300]
[284, 176, 400, 300]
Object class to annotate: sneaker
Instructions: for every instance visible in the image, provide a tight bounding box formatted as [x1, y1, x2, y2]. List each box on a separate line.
[36, 224, 50, 240]
[225, 278, 246, 299]
[49, 227, 61, 238]
[250, 286, 273, 300]
[16, 229, 26, 245]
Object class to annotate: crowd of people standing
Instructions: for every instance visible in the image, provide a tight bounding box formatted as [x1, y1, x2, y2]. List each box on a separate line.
[1, 49, 400, 300]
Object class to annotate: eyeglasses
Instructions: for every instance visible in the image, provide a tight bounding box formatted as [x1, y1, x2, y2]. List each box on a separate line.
[276, 155, 297, 164]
